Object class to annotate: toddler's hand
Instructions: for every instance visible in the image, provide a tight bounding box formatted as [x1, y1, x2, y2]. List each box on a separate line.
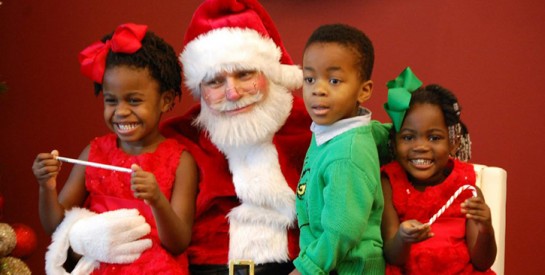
[32, 150, 61, 190]
[461, 197, 493, 234]
[130, 164, 162, 205]
[398, 219, 433, 243]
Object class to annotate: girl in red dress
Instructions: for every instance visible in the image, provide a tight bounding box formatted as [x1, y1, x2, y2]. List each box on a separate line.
[33, 23, 197, 274]
[380, 67, 497, 274]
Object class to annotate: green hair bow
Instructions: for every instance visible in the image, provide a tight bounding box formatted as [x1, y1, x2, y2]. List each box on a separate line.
[383, 67, 423, 132]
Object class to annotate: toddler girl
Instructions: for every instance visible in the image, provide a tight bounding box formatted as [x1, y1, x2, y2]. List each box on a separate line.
[381, 67, 497, 274]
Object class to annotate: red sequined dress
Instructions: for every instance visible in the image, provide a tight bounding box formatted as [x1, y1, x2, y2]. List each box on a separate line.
[84, 133, 189, 274]
[382, 159, 495, 275]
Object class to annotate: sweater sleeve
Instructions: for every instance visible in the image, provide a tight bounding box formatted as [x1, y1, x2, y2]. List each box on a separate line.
[370, 120, 393, 166]
[294, 160, 378, 274]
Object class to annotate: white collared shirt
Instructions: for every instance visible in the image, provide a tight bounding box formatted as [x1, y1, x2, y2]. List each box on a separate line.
[311, 107, 372, 146]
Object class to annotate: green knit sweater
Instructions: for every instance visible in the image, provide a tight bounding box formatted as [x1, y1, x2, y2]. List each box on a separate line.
[294, 124, 385, 275]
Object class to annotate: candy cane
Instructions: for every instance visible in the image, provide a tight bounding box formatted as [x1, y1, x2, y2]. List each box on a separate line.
[55, 156, 132, 173]
[427, 184, 477, 225]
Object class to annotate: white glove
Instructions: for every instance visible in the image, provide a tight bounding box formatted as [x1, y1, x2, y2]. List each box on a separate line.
[69, 208, 152, 264]
[46, 207, 96, 275]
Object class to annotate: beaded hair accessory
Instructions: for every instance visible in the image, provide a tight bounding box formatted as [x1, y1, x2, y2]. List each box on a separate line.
[78, 23, 148, 84]
[449, 101, 472, 161]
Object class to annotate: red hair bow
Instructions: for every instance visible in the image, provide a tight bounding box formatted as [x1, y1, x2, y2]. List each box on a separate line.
[78, 23, 148, 83]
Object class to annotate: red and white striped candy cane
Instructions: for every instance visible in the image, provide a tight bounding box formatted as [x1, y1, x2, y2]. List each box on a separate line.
[427, 184, 477, 225]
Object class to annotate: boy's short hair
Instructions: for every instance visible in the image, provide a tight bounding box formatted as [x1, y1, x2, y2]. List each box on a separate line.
[305, 24, 374, 81]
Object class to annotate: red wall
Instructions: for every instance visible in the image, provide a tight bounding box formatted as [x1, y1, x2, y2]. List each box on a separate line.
[1, 0, 543, 273]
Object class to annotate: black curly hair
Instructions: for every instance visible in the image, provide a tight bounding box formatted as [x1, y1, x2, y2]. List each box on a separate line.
[92, 30, 182, 99]
[411, 85, 465, 128]
[304, 23, 374, 81]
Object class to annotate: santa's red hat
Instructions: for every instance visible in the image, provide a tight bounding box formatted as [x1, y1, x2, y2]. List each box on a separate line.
[181, 0, 302, 98]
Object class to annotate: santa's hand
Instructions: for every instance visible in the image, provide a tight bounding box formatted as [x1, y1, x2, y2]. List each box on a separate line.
[68, 209, 152, 264]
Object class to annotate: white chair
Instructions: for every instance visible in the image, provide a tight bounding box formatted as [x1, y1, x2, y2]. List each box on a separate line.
[473, 164, 507, 275]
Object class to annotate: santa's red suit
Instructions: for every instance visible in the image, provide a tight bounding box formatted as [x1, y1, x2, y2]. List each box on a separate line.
[160, 97, 312, 265]
[161, 0, 312, 267]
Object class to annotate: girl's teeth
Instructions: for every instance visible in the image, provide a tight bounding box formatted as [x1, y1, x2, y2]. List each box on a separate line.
[412, 159, 431, 165]
[118, 123, 138, 131]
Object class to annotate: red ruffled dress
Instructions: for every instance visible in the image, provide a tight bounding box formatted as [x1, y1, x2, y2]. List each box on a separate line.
[382, 160, 495, 275]
[84, 134, 189, 274]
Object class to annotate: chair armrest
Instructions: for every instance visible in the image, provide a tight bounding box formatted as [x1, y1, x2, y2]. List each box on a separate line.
[478, 166, 507, 275]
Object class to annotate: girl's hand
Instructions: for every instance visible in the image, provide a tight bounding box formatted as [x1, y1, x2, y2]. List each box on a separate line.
[32, 150, 61, 190]
[398, 219, 433, 243]
[461, 197, 493, 234]
[130, 164, 162, 205]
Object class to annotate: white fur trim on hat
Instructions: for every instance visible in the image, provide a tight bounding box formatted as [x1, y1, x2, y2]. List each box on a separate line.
[181, 27, 302, 98]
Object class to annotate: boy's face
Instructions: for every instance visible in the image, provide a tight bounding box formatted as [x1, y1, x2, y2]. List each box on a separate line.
[302, 42, 372, 126]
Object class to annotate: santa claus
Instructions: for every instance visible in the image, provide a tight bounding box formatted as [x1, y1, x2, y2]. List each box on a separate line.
[159, 0, 312, 273]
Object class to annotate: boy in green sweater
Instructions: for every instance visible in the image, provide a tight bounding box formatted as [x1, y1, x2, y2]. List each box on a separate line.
[290, 24, 385, 275]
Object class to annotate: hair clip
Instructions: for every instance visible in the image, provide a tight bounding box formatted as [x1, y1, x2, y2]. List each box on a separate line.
[453, 102, 461, 116]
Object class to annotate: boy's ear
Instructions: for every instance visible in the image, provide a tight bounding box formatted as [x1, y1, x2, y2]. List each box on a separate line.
[161, 90, 175, 112]
[357, 80, 373, 104]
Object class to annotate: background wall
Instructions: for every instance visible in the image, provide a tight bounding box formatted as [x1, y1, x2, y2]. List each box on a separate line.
[1, 0, 543, 273]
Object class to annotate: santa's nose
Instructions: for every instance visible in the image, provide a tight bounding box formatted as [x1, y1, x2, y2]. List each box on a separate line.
[224, 78, 243, 101]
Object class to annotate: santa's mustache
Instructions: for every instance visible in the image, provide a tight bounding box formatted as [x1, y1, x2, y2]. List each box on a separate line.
[208, 90, 263, 113]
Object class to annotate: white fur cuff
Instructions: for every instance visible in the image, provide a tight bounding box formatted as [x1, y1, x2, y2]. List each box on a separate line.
[45, 207, 97, 275]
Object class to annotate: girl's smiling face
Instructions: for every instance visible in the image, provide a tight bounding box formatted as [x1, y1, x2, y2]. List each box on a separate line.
[394, 103, 457, 187]
[102, 65, 172, 151]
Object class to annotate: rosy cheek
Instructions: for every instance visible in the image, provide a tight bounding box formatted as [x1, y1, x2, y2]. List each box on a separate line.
[201, 87, 222, 106]
[254, 74, 269, 93]
[202, 96, 215, 108]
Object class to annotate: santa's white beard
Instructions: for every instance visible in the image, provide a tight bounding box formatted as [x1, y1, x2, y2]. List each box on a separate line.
[195, 82, 293, 152]
[195, 82, 297, 263]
